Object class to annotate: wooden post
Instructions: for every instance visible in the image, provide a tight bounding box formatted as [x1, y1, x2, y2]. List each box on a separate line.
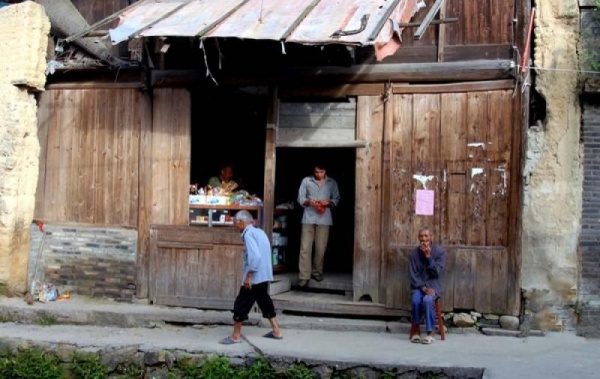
[263, 86, 279, 239]
[136, 89, 153, 299]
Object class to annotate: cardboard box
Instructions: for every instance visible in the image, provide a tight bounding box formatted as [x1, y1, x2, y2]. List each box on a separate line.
[206, 195, 230, 205]
[189, 195, 207, 205]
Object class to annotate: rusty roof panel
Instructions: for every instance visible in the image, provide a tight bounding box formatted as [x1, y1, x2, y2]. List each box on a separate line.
[108, 0, 422, 60]
[288, 0, 397, 45]
[207, 0, 318, 40]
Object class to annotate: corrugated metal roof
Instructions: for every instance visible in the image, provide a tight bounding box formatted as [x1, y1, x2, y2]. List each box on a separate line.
[109, 0, 422, 61]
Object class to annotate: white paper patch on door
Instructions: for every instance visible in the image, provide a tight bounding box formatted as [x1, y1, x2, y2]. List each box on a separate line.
[415, 189, 434, 216]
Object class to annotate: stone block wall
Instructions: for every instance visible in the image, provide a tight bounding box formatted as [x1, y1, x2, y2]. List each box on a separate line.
[29, 224, 137, 302]
[0, 1, 49, 295]
[578, 101, 600, 338]
[0, 2, 49, 91]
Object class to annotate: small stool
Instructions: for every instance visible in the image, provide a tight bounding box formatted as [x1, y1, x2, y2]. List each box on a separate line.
[409, 297, 445, 341]
[435, 297, 445, 340]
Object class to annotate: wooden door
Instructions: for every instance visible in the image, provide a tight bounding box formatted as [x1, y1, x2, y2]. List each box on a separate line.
[383, 82, 520, 315]
[150, 225, 244, 308]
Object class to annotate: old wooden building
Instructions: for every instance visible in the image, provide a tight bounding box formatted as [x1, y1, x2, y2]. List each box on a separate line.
[34, 0, 530, 318]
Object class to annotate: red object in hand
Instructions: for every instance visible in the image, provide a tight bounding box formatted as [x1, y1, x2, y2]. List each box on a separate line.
[315, 202, 326, 214]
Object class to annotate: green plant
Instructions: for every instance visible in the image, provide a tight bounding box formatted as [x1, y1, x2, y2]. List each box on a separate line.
[286, 363, 314, 379]
[381, 372, 397, 379]
[175, 356, 202, 378]
[71, 351, 108, 379]
[0, 312, 13, 323]
[0, 348, 63, 379]
[200, 356, 236, 379]
[37, 312, 57, 326]
[115, 362, 145, 378]
[238, 357, 276, 379]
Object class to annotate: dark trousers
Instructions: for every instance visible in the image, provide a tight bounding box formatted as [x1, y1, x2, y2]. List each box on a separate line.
[232, 282, 276, 322]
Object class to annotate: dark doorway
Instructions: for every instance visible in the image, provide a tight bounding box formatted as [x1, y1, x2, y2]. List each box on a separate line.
[274, 148, 355, 274]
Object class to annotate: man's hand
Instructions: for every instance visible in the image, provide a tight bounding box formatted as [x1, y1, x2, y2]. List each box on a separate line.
[244, 275, 252, 289]
[423, 287, 435, 296]
[420, 242, 432, 258]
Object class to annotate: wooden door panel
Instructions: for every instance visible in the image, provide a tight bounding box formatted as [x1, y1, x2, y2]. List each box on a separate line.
[383, 86, 517, 315]
[150, 225, 243, 309]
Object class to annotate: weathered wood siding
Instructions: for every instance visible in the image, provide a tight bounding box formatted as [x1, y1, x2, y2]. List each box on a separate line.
[354, 95, 384, 303]
[150, 225, 244, 308]
[277, 101, 356, 146]
[376, 0, 518, 63]
[382, 84, 519, 314]
[145, 88, 192, 300]
[35, 89, 143, 227]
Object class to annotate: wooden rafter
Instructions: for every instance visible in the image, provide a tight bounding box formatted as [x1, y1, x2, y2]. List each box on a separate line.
[414, 0, 445, 40]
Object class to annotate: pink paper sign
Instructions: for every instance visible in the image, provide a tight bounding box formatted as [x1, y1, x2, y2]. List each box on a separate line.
[415, 190, 434, 216]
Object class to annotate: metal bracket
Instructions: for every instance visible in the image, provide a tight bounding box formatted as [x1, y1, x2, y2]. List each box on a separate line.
[331, 14, 370, 38]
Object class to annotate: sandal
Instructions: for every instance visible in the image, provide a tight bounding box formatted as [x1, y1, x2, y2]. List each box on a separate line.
[421, 335, 435, 344]
[410, 334, 421, 343]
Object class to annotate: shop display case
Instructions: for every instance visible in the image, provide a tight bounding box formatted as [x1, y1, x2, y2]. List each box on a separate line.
[189, 204, 263, 227]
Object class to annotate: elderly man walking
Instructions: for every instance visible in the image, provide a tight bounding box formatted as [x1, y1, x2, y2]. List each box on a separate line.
[219, 210, 283, 344]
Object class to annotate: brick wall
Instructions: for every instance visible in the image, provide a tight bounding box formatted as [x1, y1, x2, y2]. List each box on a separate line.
[578, 100, 600, 337]
[29, 223, 137, 302]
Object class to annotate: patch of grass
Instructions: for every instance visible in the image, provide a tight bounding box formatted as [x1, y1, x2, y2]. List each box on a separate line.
[0, 348, 63, 379]
[115, 362, 145, 379]
[71, 351, 108, 379]
[175, 356, 202, 378]
[0, 312, 13, 323]
[286, 363, 315, 379]
[238, 357, 277, 379]
[200, 355, 236, 379]
[37, 313, 57, 326]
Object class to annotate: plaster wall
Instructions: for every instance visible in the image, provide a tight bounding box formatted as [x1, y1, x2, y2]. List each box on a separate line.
[522, 0, 582, 330]
[0, 2, 49, 294]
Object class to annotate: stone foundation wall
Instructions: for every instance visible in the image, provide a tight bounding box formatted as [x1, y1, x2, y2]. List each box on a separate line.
[522, 0, 581, 332]
[29, 224, 137, 302]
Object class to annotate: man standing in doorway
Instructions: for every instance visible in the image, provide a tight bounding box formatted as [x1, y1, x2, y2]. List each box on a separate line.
[296, 163, 341, 287]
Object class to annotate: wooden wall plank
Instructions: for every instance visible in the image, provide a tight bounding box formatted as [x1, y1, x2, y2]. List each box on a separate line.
[465, 92, 489, 245]
[171, 90, 191, 225]
[410, 94, 441, 238]
[453, 248, 475, 309]
[486, 91, 512, 246]
[35, 91, 50, 220]
[491, 248, 509, 313]
[445, 161, 466, 245]
[445, 0, 465, 45]
[263, 86, 278, 238]
[354, 96, 384, 303]
[80, 90, 97, 223]
[138, 91, 154, 299]
[111, 89, 126, 224]
[389, 94, 414, 245]
[440, 93, 467, 246]
[151, 88, 191, 225]
[473, 250, 493, 313]
[441, 247, 455, 312]
[384, 247, 411, 308]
